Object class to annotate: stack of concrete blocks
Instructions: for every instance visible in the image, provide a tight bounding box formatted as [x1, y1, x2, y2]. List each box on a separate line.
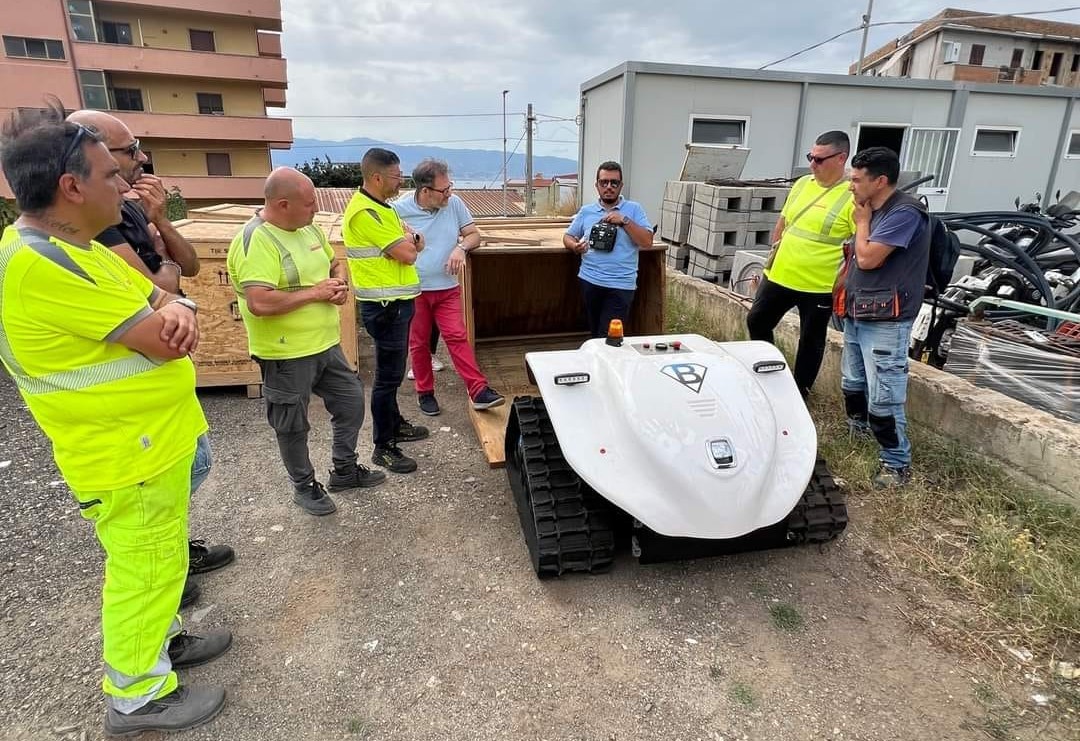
[659, 181, 696, 273]
[686, 184, 790, 281]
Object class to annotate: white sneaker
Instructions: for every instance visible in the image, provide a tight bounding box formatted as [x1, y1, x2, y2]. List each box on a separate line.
[407, 357, 444, 381]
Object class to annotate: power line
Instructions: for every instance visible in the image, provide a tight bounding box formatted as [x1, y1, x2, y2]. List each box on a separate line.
[485, 130, 527, 188]
[759, 6, 1080, 70]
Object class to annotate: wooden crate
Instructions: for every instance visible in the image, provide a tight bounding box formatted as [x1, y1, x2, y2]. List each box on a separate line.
[174, 218, 358, 397]
[462, 230, 667, 467]
[187, 203, 343, 229]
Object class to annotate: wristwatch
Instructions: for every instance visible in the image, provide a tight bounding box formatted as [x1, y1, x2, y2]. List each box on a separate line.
[169, 297, 198, 315]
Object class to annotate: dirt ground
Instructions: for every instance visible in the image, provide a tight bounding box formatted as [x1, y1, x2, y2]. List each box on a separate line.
[0, 356, 1064, 741]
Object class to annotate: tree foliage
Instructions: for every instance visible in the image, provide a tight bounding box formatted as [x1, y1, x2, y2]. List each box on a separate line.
[165, 187, 188, 221]
[297, 157, 365, 188]
[0, 200, 18, 231]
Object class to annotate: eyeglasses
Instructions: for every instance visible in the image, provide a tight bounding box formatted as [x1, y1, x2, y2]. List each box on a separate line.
[108, 139, 141, 158]
[60, 123, 93, 173]
[425, 182, 453, 195]
[382, 172, 404, 182]
[806, 151, 845, 165]
[598, 179, 622, 187]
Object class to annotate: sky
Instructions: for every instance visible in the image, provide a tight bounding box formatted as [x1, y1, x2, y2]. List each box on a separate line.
[273, 1, 1080, 162]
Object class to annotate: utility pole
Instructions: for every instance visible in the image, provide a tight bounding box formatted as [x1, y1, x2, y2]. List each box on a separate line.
[501, 90, 509, 218]
[855, 0, 874, 75]
[525, 103, 535, 216]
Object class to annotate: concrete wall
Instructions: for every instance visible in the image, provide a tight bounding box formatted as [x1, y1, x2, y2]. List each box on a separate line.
[666, 271, 1080, 506]
[937, 30, 1034, 69]
[949, 92, 1068, 211]
[95, 6, 260, 55]
[580, 76, 624, 206]
[108, 73, 266, 116]
[145, 140, 271, 177]
[801, 83, 951, 150]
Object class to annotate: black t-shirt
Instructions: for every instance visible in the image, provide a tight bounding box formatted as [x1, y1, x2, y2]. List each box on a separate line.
[96, 200, 163, 273]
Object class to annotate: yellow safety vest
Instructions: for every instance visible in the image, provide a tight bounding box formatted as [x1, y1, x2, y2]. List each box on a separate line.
[766, 175, 855, 294]
[342, 189, 420, 302]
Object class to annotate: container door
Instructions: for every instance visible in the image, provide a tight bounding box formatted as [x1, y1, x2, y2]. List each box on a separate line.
[900, 128, 960, 212]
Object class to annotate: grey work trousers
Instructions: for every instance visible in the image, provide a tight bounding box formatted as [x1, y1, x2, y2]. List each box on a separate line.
[256, 345, 364, 491]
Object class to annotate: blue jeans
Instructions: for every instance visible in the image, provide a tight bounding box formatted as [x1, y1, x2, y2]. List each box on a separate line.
[360, 299, 415, 447]
[840, 318, 914, 469]
[190, 434, 212, 495]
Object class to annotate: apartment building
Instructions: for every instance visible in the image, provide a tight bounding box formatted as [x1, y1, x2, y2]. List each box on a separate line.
[0, 0, 292, 204]
[852, 8, 1080, 88]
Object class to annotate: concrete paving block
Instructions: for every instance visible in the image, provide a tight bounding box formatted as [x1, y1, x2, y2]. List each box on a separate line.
[751, 187, 791, 212]
[664, 181, 698, 205]
[688, 223, 745, 255]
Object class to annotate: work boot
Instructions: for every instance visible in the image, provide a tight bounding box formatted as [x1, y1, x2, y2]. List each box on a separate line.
[471, 387, 505, 411]
[103, 684, 226, 736]
[188, 540, 235, 575]
[395, 418, 430, 442]
[327, 462, 386, 492]
[872, 464, 912, 489]
[847, 417, 873, 442]
[293, 481, 336, 516]
[372, 442, 418, 474]
[418, 393, 440, 416]
[180, 580, 199, 610]
[168, 629, 233, 670]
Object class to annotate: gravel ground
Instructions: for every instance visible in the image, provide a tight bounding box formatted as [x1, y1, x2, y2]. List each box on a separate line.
[0, 357, 1038, 741]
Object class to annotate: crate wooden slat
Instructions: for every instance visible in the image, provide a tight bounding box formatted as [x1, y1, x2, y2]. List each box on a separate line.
[175, 218, 358, 396]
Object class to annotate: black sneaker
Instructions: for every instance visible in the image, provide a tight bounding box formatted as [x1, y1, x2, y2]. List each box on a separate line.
[168, 629, 233, 670]
[471, 387, 505, 410]
[293, 481, 337, 516]
[418, 393, 441, 416]
[180, 580, 199, 610]
[372, 442, 418, 473]
[872, 464, 912, 489]
[103, 684, 225, 736]
[188, 540, 235, 575]
[395, 419, 430, 442]
[327, 463, 387, 492]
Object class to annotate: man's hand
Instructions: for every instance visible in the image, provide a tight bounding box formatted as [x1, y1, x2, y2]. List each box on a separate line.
[147, 223, 168, 258]
[445, 245, 467, 276]
[130, 175, 169, 225]
[312, 278, 348, 303]
[853, 198, 872, 228]
[158, 301, 199, 354]
[601, 211, 627, 226]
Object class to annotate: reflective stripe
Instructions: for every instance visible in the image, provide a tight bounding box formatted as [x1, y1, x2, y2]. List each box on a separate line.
[241, 217, 301, 289]
[347, 247, 383, 258]
[104, 306, 154, 343]
[784, 225, 847, 246]
[353, 284, 420, 300]
[17, 227, 96, 285]
[819, 190, 853, 237]
[104, 616, 180, 713]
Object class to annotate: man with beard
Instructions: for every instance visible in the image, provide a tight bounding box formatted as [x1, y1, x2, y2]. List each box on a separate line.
[563, 161, 654, 338]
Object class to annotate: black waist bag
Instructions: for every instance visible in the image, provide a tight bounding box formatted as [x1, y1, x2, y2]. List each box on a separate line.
[851, 288, 900, 320]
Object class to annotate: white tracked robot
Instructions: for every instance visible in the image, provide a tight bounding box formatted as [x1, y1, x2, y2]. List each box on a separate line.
[504, 323, 848, 577]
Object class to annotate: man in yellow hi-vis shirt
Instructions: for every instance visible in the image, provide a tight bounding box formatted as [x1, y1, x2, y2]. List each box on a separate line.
[343, 148, 430, 475]
[0, 103, 229, 735]
[746, 130, 855, 399]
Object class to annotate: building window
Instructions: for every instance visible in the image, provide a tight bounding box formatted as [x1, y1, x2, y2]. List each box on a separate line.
[688, 116, 748, 147]
[196, 92, 224, 115]
[1010, 48, 1023, 68]
[1065, 132, 1080, 159]
[1032, 50, 1044, 70]
[1073, 54, 1080, 73]
[67, 0, 97, 42]
[206, 153, 232, 176]
[3, 36, 66, 60]
[78, 69, 109, 110]
[968, 44, 985, 66]
[972, 127, 1020, 157]
[189, 29, 215, 52]
[100, 21, 132, 45]
[141, 150, 154, 174]
[111, 87, 144, 111]
[900, 54, 911, 77]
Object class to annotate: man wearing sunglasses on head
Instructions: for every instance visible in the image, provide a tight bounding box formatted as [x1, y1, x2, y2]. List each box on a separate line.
[563, 161, 654, 338]
[746, 130, 856, 400]
[67, 110, 198, 296]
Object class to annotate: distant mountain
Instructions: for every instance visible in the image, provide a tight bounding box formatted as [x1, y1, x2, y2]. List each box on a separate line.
[273, 137, 577, 182]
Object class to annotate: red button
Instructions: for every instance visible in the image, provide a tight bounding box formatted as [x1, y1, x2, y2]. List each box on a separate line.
[672, 341, 682, 350]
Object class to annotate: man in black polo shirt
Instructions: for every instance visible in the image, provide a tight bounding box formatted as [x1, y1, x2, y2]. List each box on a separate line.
[841, 147, 930, 489]
[68, 110, 233, 592]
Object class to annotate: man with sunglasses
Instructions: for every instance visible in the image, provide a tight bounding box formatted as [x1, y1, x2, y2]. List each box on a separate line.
[0, 102, 228, 735]
[67, 111, 198, 296]
[746, 130, 856, 400]
[392, 158, 503, 417]
[67, 110, 235, 599]
[563, 161, 654, 338]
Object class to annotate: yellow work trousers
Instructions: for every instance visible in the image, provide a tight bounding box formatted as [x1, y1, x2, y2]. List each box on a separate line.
[74, 452, 192, 713]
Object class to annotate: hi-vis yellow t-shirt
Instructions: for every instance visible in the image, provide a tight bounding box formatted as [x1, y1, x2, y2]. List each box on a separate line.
[0, 226, 207, 491]
[766, 175, 856, 293]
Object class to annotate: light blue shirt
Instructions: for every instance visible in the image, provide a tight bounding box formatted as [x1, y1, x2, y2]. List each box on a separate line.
[566, 197, 652, 290]
[392, 193, 474, 291]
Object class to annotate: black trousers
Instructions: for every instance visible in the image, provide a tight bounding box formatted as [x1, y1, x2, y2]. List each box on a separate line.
[580, 278, 635, 339]
[745, 276, 833, 396]
[360, 299, 415, 447]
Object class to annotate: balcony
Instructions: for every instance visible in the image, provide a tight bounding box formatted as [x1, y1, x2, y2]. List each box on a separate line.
[159, 175, 268, 201]
[73, 41, 287, 87]
[95, 0, 282, 31]
[257, 31, 281, 57]
[263, 88, 287, 108]
[112, 111, 292, 147]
